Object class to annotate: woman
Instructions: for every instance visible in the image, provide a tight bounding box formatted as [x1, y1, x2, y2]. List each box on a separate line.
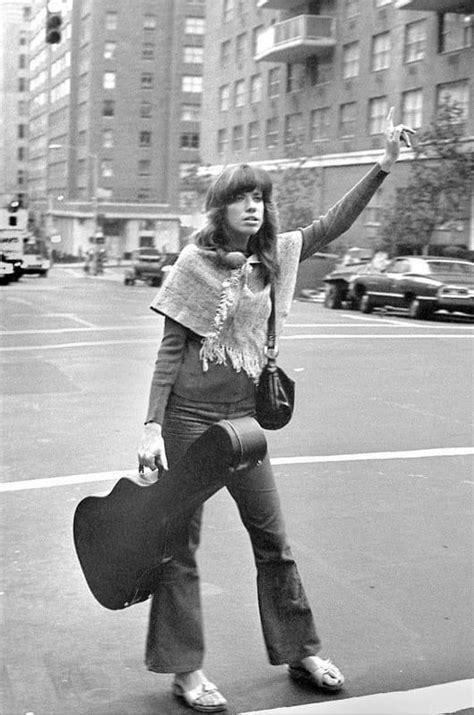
[138, 109, 414, 713]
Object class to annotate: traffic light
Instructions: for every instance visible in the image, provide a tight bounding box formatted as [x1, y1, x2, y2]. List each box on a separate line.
[7, 198, 21, 226]
[45, 9, 62, 44]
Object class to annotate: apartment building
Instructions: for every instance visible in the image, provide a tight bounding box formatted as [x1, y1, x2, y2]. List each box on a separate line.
[200, 0, 473, 251]
[0, 0, 31, 206]
[27, 0, 205, 258]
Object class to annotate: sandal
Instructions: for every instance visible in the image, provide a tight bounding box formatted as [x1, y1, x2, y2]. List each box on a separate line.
[288, 656, 345, 692]
[172, 680, 228, 712]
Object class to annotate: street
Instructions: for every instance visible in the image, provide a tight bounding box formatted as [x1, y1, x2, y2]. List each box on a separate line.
[1, 266, 473, 715]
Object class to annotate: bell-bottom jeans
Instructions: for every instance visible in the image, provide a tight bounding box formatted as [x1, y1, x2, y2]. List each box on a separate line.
[145, 393, 321, 673]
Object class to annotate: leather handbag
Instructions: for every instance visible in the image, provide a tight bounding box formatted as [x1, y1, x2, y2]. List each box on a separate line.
[255, 283, 295, 430]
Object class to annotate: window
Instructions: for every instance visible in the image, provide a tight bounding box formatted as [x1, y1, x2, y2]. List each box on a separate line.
[103, 129, 114, 147]
[104, 41, 116, 59]
[105, 12, 118, 30]
[182, 75, 203, 93]
[248, 121, 259, 151]
[181, 103, 200, 121]
[141, 102, 152, 118]
[18, 146, 25, 161]
[223, 0, 234, 23]
[139, 130, 152, 147]
[268, 67, 280, 97]
[364, 191, 383, 226]
[143, 15, 157, 29]
[368, 96, 388, 134]
[138, 189, 151, 201]
[232, 125, 243, 151]
[339, 102, 357, 136]
[236, 33, 246, 64]
[287, 63, 304, 92]
[221, 40, 231, 67]
[141, 72, 153, 89]
[180, 133, 200, 148]
[371, 32, 391, 71]
[183, 46, 203, 63]
[252, 26, 264, 56]
[19, 54, 26, 69]
[401, 89, 423, 129]
[101, 159, 113, 177]
[103, 71, 116, 89]
[439, 13, 473, 53]
[437, 80, 469, 122]
[284, 113, 302, 146]
[346, 0, 360, 18]
[310, 107, 331, 141]
[404, 20, 426, 62]
[185, 17, 205, 35]
[219, 84, 230, 112]
[138, 159, 151, 175]
[343, 42, 360, 79]
[266, 117, 279, 147]
[234, 79, 245, 107]
[103, 99, 115, 116]
[142, 43, 154, 59]
[250, 74, 262, 104]
[18, 77, 26, 92]
[217, 128, 228, 155]
[18, 100, 27, 116]
[18, 124, 26, 139]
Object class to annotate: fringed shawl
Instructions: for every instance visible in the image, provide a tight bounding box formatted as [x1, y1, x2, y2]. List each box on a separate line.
[150, 232, 303, 381]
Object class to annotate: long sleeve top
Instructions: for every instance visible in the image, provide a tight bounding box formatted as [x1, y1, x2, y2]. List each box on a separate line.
[145, 163, 388, 424]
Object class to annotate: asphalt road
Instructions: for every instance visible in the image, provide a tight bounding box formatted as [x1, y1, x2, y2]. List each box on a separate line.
[1, 266, 473, 715]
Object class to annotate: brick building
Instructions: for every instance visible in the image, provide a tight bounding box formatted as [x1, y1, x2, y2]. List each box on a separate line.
[200, 0, 473, 253]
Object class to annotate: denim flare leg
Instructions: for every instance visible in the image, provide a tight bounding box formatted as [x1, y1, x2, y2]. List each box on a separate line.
[145, 394, 321, 673]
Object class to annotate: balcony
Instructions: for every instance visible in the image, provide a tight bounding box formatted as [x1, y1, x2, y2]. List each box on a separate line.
[255, 15, 336, 64]
[257, 0, 303, 8]
[395, 0, 472, 12]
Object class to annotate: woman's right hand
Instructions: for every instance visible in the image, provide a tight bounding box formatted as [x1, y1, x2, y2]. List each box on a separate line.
[138, 422, 169, 474]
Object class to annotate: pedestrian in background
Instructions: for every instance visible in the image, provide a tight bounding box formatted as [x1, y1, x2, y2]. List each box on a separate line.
[138, 108, 414, 713]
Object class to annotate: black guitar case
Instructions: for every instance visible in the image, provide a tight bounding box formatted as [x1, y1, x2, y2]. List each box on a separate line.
[73, 417, 267, 610]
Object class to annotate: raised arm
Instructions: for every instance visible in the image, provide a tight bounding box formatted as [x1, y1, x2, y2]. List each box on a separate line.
[300, 107, 415, 261]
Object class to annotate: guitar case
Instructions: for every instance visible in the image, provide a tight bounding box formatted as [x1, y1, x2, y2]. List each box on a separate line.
[73, 417, 266, 610]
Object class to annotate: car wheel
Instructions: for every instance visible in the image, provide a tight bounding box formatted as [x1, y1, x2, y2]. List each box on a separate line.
[360, 294, 373, 313]
[324, 284, 343, 309]
[408, 297, 431, 320]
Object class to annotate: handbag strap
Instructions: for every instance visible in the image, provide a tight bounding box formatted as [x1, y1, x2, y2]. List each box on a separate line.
[266, 282, 278, 363]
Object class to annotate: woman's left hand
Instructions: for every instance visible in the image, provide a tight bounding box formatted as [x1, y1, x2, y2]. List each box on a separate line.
[379, 106, 416, 172]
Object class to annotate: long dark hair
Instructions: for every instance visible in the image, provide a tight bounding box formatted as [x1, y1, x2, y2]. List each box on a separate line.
[195, 163, 280, 283]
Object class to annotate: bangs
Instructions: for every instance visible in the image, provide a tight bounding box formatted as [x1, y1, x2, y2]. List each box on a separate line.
[206, 164, 273, 209]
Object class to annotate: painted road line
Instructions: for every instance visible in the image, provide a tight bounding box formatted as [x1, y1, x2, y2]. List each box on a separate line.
[1, 447, 473, 492]
[1, 322, 472, 337]
[1, 333, 473, 353]
[241, 678, 473, 715]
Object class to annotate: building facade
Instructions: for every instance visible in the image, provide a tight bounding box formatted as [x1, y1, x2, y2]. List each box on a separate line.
[26, 0, 205, 258]
[0, 0, 31, 207]
[200, 0, 473, 252]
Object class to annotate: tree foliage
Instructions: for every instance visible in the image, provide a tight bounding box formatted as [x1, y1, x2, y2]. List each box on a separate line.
[380, 100, 473, 255]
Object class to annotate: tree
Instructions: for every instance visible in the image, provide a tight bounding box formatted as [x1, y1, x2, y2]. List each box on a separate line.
[380, 100, 473, 256]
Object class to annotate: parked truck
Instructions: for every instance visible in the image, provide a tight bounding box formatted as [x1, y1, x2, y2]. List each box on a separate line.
[0, 200, 28, 280]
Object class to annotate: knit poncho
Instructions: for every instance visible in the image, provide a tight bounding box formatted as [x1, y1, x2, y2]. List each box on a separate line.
[150, 232, 302, 381]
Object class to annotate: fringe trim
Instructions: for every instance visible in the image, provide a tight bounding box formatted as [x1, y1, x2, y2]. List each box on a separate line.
[200, 337, 264, 381]
[200, 263, 264, 380]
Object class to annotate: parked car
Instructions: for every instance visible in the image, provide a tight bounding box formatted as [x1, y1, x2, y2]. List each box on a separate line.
[349, 256, 474, 319]
[20, 252, 50, 277]
[323, 260, 374, 309]
[124, 249, 178, 286]
[0, 258, 15, 284]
